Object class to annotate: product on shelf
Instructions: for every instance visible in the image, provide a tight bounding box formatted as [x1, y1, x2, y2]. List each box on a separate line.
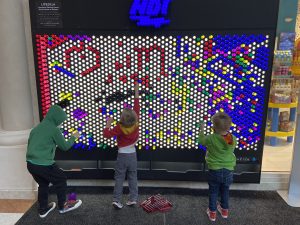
[279, 121, 295, 132]
[270, 91, 291, 103]
[292, 79, 300, 93]
[278, 111, 294, 132]
[291, 91, 298, 102]
[269, 78, 298, 103]
[272, 50, 293, 77]
[280, 111, 289, 122]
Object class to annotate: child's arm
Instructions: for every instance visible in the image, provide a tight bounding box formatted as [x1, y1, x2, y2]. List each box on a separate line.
[198, 122, 208, 146]
[53, 129, 78, 151]
[233, 135, 238, 148]
[133, 83, 140, 118]
[103, 117, 121, 138]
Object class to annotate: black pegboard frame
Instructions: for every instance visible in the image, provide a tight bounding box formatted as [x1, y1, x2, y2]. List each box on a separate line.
[29, 0, 280, 183]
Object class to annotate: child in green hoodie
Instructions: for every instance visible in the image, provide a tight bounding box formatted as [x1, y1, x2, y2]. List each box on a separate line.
[198, 112, 237, 222]
[26, 105, 82, 218]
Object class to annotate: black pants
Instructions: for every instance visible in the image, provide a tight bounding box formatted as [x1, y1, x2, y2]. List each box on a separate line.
[27, 162, 67, 211]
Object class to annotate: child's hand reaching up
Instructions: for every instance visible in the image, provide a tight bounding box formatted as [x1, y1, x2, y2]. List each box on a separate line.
[72, 131, 80, 139]
[134, 83, 139, 98]
[106, 117, 114, 128]
[200, 121, 205, 133]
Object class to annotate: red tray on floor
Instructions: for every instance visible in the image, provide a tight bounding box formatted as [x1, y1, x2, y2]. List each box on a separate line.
[140, 194, 172, 213]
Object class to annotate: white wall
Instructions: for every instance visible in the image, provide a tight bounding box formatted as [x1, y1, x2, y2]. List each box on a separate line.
[0, 0, 36, 199]
[0, 143, 36, 199]
[0, 0, 34, 131]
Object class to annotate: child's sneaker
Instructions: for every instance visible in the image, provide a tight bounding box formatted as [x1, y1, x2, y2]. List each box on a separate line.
[112, 201, 123, 209]
[206, 208, 217, 222]
[126, 201, 137, 206]
[59, 200, 82, 214]
[217, 203, 229, 218]
[39, 202, 56, 218]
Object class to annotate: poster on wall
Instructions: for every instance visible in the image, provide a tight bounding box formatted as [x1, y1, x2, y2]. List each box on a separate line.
[35, 0, 62, 28]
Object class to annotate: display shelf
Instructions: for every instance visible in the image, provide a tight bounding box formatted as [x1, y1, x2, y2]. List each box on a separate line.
[271, 76, 294, 80]
[268, 102, 298, 108]
[265, 130, 295, 137]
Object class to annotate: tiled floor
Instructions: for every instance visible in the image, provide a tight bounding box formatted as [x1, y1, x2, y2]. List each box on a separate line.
[0, 213, 23, 225]
[0, 199, 35, 225]
[262, 137, 294, 172]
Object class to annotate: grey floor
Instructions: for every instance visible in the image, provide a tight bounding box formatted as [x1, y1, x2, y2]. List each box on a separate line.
[16, 188, 300, 225]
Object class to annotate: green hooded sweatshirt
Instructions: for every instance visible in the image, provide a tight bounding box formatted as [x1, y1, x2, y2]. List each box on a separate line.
[198, 132, 237, 171]
[26, 105, 76, 166]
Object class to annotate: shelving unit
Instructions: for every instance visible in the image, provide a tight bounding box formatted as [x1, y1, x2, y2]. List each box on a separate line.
[266, 102, 297, 146]
[265, 50, 299, 146]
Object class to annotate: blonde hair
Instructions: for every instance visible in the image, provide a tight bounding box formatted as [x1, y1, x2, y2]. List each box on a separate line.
[120, 108, 138, 127]
[212, 112, 232, 134]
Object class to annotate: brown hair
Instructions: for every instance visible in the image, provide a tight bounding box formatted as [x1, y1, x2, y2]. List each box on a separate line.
[119, 108, 138, 127]
[212, 112, 232, 134]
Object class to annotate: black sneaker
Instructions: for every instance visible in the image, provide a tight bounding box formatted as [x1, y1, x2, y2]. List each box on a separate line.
[59, 200, 82, 214]
[39, 202, 56, 218]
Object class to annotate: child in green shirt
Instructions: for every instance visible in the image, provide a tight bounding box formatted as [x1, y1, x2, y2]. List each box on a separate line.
[198, 112, 237, 222]
[26, 105, 82, 218]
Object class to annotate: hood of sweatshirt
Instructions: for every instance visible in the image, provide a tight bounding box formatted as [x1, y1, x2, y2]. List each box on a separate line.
[44, 105, 67, 126]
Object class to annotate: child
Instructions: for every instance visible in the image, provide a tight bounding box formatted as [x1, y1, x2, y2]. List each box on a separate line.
[103, 83, 140, 209]
[198, 112, 237, 222]
[26, 105, 82, 218]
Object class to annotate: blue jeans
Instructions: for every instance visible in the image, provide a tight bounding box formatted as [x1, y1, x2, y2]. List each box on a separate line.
[208, 169, 233, 211]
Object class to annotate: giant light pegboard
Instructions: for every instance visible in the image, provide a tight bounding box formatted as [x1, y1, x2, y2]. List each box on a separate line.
[29, 0, 279, 182]
[36, 34, 269, 160]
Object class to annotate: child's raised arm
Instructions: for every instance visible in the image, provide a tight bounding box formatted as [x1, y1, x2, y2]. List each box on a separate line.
[105, 117, 114, 128]
[103, 117, 121, 138]
[133, 83, 140, 118]
[198, 121, 208, 146]
[134, 83, 139, 98]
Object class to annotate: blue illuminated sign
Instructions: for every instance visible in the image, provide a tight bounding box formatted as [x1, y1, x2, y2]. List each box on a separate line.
[129, 0, 171, 28]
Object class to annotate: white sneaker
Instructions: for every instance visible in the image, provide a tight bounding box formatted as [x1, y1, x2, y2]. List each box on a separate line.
[59, 200, 82, 214]
[39, 202, 56, 218]
[126, 201, 137, 206]
[112, 201, 123, 209]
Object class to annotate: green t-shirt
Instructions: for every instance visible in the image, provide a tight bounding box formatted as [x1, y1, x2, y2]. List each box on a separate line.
[198, 132, 237, 170]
